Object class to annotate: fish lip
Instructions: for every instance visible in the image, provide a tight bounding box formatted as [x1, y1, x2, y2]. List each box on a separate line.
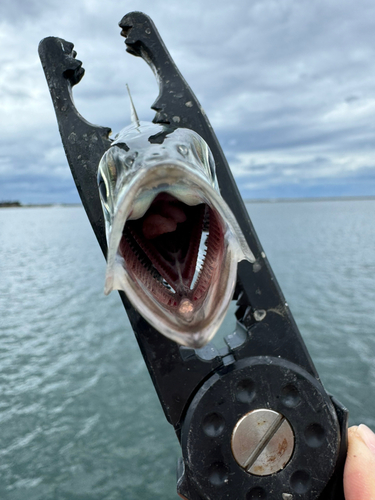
[115, 158, 213, 207]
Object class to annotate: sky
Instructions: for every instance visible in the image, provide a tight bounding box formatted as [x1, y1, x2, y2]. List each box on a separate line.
[1, 0, 375, 203]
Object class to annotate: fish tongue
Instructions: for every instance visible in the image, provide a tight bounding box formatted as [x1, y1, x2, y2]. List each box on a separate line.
[142, 213, 179, 240]
[142, 196, 187, 240]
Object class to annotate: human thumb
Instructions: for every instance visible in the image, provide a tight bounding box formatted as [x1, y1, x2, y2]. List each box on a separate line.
[344, 424, 375, 500]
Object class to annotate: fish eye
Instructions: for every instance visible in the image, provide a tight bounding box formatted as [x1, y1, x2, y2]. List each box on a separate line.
[177, 144, 188, 156]
[97, 170, 108, 203]
[124, 151, 138, 169]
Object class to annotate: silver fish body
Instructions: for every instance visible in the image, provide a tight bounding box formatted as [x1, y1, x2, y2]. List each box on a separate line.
[97, 121, 254, 348]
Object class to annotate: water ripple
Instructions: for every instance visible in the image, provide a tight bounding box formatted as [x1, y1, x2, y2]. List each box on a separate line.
[0, 202, 374, 498]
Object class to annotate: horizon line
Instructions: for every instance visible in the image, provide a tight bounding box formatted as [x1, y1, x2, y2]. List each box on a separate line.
[1, 194, 375, 208]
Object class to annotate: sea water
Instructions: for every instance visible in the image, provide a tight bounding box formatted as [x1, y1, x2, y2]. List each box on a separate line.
[0, 200, 374, 499]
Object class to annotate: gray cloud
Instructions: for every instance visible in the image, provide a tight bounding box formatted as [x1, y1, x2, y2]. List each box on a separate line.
[1, 0, 375, 203]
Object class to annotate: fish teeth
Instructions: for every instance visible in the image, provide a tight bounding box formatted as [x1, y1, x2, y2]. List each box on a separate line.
[190, 227, 209, 290]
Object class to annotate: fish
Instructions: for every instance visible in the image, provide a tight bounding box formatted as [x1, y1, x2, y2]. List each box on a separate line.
[97, 114, 255, 348]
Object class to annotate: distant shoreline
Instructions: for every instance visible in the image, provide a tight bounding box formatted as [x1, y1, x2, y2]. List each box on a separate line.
[0, 203, 82, 208]
[1, 195, 375, 208]
[244, 195, 375, 203]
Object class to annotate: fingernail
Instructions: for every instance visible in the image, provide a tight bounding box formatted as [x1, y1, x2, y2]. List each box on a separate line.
[358, 424, 375, 456]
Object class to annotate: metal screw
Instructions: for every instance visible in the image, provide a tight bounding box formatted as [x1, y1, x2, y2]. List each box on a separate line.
[231, 409, 294, 476]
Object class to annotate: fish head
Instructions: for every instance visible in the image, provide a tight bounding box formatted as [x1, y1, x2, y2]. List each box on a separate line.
[97, 122, 254, 348]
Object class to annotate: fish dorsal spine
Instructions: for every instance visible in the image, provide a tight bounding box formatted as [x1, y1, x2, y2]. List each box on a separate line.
[126, 83, 140, 128]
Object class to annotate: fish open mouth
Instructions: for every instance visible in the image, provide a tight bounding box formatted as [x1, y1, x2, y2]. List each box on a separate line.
[119, 192, 224, 322]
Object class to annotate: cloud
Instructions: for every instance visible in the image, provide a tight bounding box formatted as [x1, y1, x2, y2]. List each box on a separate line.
[1, 0, 375, 202]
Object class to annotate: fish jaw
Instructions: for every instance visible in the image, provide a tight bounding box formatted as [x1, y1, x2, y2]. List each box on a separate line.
[102, 160, 254, 348]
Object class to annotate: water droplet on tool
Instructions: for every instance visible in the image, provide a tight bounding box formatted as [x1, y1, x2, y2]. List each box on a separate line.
[254, 309, 266, 321]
